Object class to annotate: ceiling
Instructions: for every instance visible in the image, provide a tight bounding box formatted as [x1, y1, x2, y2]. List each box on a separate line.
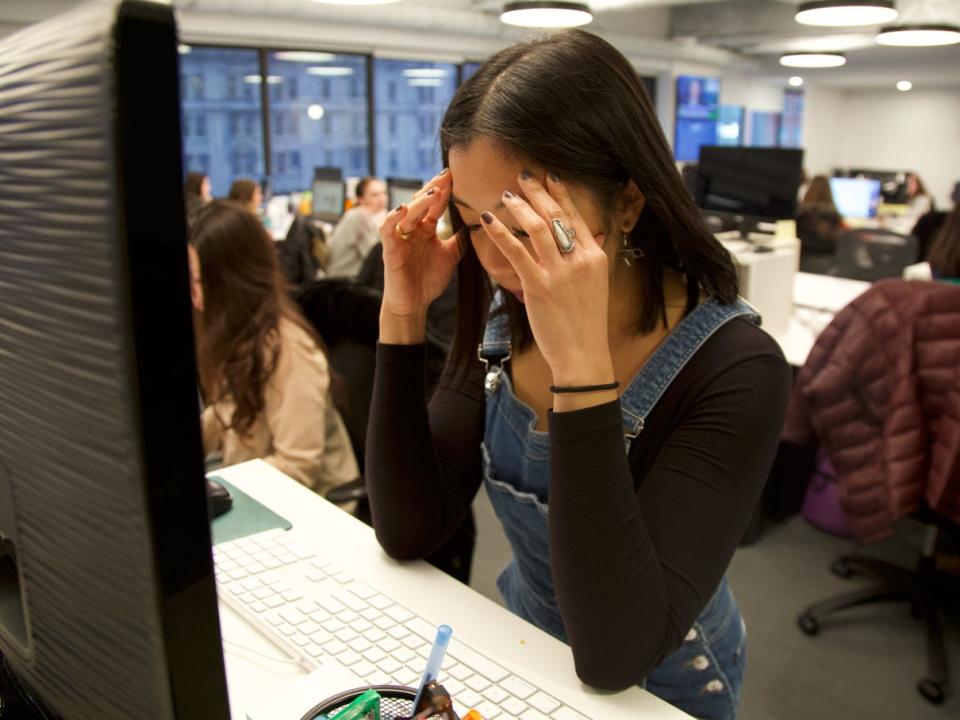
[2, 0, 959, 88]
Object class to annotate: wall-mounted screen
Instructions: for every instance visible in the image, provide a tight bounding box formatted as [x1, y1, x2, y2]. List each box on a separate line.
[674, 75, 721, 162]
[716, 105, 744, 146]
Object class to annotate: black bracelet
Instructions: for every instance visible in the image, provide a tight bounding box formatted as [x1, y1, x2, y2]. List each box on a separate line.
[549, 380, 620, 394]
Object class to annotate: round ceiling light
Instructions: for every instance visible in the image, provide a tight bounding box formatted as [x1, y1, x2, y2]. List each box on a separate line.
[788, 76, 804, 87]
[500, 2, 593, 28]
[779, 52, 847, 68]
[795, 1, 898, 27]
[896, 80, 912, 91]
[876, 24, 960, 47]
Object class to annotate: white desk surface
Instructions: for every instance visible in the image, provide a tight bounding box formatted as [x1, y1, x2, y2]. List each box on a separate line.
[216, 460, 691, 720]
[774, 273, 871, 368]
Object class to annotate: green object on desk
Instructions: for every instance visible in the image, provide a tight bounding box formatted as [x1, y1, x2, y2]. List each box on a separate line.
[210, 476, 292, 545]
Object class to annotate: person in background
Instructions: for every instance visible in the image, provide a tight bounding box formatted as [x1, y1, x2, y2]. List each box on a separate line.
[184, 171, 212, 227]
[796, 175, 844, 271]
[912, 181, 959, 261]
[927, 204, 960, 283]
[228, 178, 263, 217]
[189, 201, 359, 494]
[325, 176, 389, 278]
[904, 171, 934, 218]
[366, 29, 790, 720]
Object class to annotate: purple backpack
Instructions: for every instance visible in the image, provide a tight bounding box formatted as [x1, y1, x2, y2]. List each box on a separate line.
[802, 450, 853, 537]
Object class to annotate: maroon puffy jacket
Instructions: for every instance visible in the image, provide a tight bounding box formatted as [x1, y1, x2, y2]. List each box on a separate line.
[783, 279, 960, 542]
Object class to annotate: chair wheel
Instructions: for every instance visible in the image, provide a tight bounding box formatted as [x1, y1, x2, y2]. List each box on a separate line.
[797, 613, 819, 636]
[917, 678, 945, 705]
[831, 558, 854, 578]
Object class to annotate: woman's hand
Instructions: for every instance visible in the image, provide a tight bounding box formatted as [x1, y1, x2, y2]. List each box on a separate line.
[379, 169, 459, 343]
[480, 172, 615, 391]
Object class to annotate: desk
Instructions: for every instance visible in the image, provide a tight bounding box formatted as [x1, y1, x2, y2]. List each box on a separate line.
[774, 273, 871, 367]
[217, 460, 691, 720]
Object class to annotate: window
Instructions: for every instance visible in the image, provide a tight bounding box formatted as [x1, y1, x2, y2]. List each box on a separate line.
[374, 59, 457, 180]
[266, 51, 369, 193]
[461, 62, 483, 82]
[178, 47, 264, 197]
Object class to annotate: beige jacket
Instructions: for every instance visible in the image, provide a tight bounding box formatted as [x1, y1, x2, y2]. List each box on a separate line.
[201, 318, 359, 494]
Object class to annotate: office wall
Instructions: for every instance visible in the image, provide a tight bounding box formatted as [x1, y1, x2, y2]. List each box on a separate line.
[802, 85, 845, 178]
[837, 87, 960, 209]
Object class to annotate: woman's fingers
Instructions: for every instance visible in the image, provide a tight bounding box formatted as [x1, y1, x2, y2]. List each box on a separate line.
[543, 172, 601, 249]
[396, 187, 440, 236]
[480, 210, 542, 283]
[425, 184, 451, 223]
[380, 203, 409, 241]
[500, 187, 563, 268]
[411, 168, 451, 202]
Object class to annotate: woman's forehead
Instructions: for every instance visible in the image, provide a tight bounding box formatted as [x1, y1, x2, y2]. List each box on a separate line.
[449, 140, 530, 211]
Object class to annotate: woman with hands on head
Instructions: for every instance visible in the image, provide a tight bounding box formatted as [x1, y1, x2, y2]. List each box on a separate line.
[366, 30, 791, 719]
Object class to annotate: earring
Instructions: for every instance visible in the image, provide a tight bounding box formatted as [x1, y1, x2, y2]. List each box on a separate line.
[619, 232, 645, 266]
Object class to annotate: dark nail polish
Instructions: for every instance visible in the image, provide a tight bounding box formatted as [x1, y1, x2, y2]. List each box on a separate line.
[520, 170, 532, 180]
[548, 172, 560, 183]
[427, 188, 436, 195]
[481, 211, 494, 224]
[503, 190, 514, 199]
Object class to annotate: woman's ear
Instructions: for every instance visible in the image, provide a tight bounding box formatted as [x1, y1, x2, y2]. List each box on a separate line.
[615, 180, 646, 233]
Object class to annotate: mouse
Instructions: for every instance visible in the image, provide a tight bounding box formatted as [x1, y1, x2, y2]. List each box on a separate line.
[206, 478, 233, 519]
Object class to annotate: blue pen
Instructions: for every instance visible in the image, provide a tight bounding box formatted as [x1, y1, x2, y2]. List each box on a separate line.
[412, 624, 453, 711]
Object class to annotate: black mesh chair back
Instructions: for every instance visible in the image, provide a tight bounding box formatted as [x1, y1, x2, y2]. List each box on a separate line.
[833, 228, 919, 281]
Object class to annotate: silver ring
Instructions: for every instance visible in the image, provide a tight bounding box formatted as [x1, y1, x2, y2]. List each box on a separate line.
[551, 219, 576, 253]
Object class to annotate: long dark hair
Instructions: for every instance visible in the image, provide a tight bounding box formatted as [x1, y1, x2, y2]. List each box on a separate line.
[190, 201, 322, 436]
[440, 30, 738, 379]
[801, 175, 838, 213]
[928, 204, 960, 279]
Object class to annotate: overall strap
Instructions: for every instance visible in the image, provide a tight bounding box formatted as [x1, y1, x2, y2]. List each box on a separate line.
[620, 298, 760, 439]
[478, 290, 512, 390]
[479, 290, 512, 361]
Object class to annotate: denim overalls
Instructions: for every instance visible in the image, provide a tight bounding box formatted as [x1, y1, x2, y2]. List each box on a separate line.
[479, 295, 759, 720]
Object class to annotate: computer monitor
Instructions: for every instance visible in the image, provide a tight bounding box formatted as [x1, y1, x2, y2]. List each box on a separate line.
[311, 167, 345, 222]
[387, 177, 423, 209]
[829, 177, 883, 218]
[694, 146, 805, 220]
[846, 168, 907, 204]
[673, 75, 721, 162]
[0, 2, 230, 717]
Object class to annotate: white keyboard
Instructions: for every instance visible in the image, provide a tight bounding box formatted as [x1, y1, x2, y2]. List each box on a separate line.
[214, 528, 588, 720]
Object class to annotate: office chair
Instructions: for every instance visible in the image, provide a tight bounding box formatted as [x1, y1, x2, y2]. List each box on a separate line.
[831, 228, 919, 281]
[796, 207, 843, 275]
[293, 279, 475, 584]
[784, 280, 960, 705]
[797, 510, 958, 704]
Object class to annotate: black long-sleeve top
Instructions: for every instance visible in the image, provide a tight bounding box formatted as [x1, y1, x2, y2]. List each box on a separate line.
[366, 318, 791, 690]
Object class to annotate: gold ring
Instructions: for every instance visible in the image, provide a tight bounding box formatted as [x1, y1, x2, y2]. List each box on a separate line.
[396, 224, 414, 241]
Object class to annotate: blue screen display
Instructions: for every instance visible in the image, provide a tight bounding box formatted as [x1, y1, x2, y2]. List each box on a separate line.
[674, 75, 721, 162]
